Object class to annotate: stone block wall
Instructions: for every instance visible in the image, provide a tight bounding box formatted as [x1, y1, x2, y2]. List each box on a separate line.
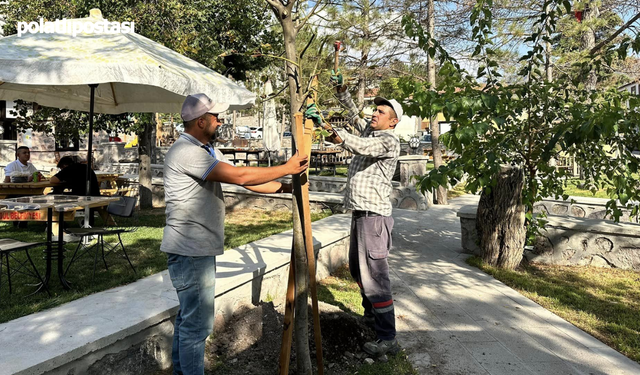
[278, 176, 348, 194]
[457, 203, 640, 270]
[146, 158, 433, 212]
[457, 205, 482, 256]
[529, 217, 640, 270]
[534, 198, 637, 223]
[0, 140, 17, 164]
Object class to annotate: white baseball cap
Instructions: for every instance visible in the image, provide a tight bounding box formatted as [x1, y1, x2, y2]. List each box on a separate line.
[181, 93, 229, 122]
[373, 97, 403, 119]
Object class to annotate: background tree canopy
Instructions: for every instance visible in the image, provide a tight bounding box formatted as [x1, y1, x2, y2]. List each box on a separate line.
[400, 0, 640, 268]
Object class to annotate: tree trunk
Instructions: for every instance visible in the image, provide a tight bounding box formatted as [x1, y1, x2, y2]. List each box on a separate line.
[356, 7, 370, 111]
[155, 113, 163, 146]
[291, 186, 311, 375]
[477, 165, 526, 270]
[426, 0, 447, 204]
[138, 116, 155, 209]
[582, 3, 599, 90]
[544, 4, 553, 82]
[280, 10, 311, 375]
[356, 47, 368, 111]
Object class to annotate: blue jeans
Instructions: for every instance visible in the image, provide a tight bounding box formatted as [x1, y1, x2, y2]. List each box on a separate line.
[167, 253, 217, 375]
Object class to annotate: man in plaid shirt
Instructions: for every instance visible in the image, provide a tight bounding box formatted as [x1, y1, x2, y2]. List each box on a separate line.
[306, 71, 401, 358]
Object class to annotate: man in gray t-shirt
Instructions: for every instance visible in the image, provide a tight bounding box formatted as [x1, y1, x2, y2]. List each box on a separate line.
[162, 93, 308, 375]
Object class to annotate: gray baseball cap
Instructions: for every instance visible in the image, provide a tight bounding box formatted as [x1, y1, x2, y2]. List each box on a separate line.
[374, 97, 403, 119]
[181, 93, 229, 122]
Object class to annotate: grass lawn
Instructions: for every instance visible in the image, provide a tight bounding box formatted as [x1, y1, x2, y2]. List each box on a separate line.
[447, 183, 468, 199]
[0, 208, 331, 324]
[310, 166, 349, 177]
[467, 257, 640, 363]
[318, 265, 417, 375]
[443, 177, 614, 201]
[562, 178, 610, 199]
[426, 161, 435, 171]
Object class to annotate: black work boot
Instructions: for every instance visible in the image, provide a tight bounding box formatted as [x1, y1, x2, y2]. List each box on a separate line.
[363, 338, 400, 357]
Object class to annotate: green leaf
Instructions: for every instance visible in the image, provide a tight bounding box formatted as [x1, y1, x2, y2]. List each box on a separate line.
[473, 122, 490, 135]
[619, 193, 629, 205]
[457, 126, 477, 144]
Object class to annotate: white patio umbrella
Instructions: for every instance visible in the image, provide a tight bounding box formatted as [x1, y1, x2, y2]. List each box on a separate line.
[262, 80, 280, 166]
[0, 9, 255, 210]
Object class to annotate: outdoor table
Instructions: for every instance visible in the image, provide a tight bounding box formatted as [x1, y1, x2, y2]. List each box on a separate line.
[95, 172, 123, 196]
[0, 181, 57, 199]
[218, 148, 264, 166]
[310, 149, 342, 174]
[0, 195, 119, 291]
[115, 175, 140, 197]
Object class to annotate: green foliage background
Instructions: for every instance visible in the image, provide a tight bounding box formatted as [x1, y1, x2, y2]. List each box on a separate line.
[400, 0, 640, 241]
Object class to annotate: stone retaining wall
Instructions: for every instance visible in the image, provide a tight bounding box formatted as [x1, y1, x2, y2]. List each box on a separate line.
[530, 217, 640, 269]
[534, 197, 637, 223]
[457, 201, 640, 270]
[113, 156, 434, 211]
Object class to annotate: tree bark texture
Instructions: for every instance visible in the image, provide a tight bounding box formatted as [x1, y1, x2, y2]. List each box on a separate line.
[283, 24, 312, 375]
[544, 3, 553, 82]
[582, 3, 599, 90]
[426, 0, 447, 204]
[477, 166, 526, 270]
[282, 22, 304, 127]
[138, 118, 155, 209]
[155, 113, 163, 146]
[291, 185, 312, 375]
[356, 6, 370, 111]
[267, 2, 311, 373]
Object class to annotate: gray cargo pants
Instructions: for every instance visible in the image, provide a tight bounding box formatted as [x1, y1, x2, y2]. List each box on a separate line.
[349, 212, 396, 340]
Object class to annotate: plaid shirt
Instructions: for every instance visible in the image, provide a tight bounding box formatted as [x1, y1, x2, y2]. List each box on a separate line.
[335, 91, 400, 216]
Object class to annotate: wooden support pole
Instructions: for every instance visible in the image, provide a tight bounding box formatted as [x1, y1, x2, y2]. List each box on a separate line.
[278, 77, 324, 375]
[302, 77, 324, 375]
[278, 244, 296, 375]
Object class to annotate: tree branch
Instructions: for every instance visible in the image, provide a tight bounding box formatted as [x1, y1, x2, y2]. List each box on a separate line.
[296, 0, 324, 32]
[590, 11, 640, 54]
[391, 67, 426, 82]
[265, 0, 284, 14]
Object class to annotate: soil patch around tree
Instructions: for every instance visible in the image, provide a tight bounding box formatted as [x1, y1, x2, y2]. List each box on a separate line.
[207, 300, 378, 374]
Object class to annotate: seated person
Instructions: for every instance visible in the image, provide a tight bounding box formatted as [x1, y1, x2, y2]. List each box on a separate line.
[4, 146, 45, 182]
[3, 146, 45, 228]
[50, 156, 101, 196]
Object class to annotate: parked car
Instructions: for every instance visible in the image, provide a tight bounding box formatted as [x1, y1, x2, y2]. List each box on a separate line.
[283, 131, 292, 137]
[422, 134, 432, 142]
[250, 127, 263, 139]
[235, 126, 251, 139]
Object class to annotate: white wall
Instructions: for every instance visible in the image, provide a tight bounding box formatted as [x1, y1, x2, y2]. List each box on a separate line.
[393, 115, 419, 141]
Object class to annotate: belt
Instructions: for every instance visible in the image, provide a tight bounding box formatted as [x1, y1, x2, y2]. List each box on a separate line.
[352, 210, 382, 217]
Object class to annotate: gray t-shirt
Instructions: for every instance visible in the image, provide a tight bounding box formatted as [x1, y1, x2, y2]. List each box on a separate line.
[160, 133, 232, 257]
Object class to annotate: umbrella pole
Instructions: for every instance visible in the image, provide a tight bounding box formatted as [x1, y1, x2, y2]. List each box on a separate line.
[84, 84, 98, 228]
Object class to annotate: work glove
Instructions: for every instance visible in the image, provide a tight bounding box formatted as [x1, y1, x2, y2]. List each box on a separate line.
[304, 103, 324, 126]
[330, 69, 343, 86]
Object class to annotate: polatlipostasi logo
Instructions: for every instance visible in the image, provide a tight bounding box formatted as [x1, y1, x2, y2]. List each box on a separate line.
[17, 18, 135, 37]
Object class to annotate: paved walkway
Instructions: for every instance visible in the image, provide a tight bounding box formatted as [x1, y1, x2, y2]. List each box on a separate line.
[391, 195, 640, 375]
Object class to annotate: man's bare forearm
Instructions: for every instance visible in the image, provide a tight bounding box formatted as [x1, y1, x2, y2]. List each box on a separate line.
[244, 181, 292, 194]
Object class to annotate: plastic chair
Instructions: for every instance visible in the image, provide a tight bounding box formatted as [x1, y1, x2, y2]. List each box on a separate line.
[64, 196, 138, 282]
[0, 238, 49, 297]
